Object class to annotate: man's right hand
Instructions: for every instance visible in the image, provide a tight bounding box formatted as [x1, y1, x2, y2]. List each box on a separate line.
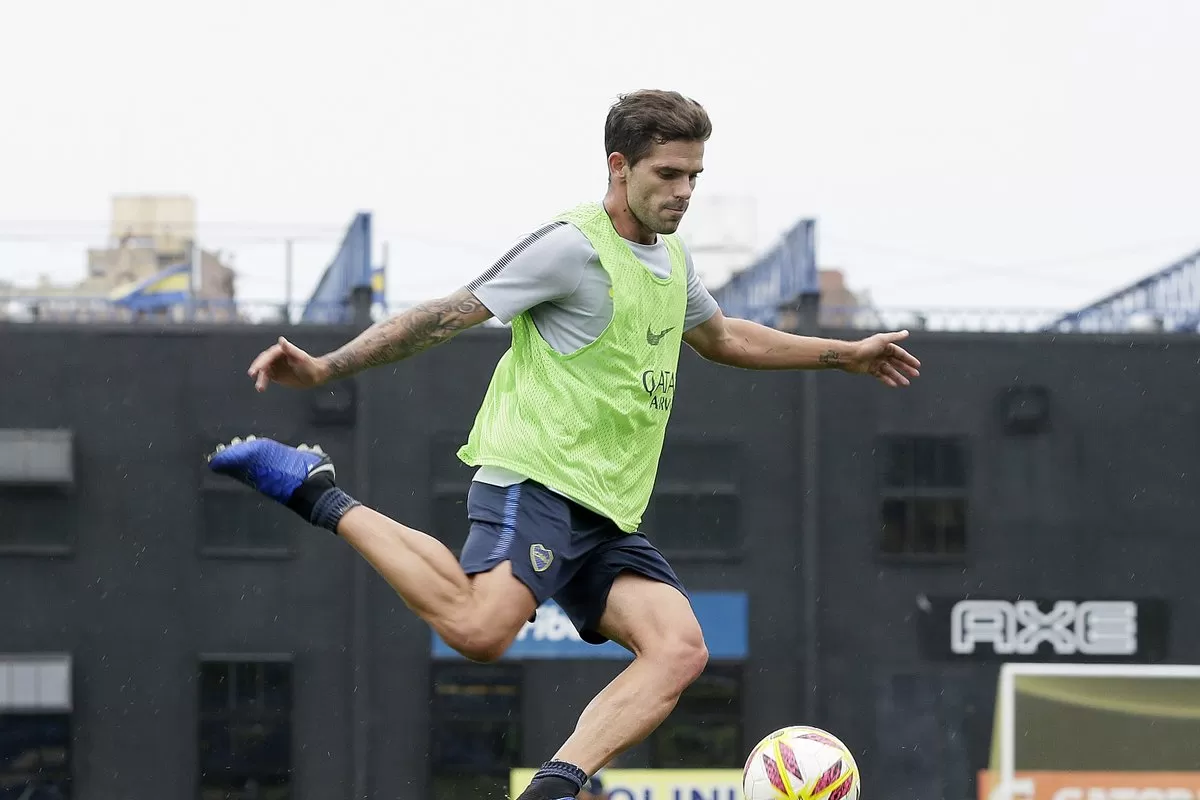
[245, 287, 494, 391]
[248, 336, 330, 392]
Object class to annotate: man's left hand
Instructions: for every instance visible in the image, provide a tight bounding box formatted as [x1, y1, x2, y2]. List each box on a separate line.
[844, 330, 922, 387]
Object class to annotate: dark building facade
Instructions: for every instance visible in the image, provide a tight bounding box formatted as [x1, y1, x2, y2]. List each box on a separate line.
[1, 323, 1198, 800]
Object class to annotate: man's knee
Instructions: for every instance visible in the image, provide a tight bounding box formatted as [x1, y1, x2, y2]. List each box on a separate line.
[653, 628, 709, 691]
[441, 564, 538, 663]
[444, 622, 516, 663]
[633, 615, 708, 695]
[440, 603, 535, 662]
[599, 572, 709, 692]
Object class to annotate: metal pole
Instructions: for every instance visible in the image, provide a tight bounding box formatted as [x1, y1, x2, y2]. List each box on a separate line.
[801, 368, 820, 722]
[997, 666, 1016, 800]
[351, 365, 371, 798]
[284, 239, 294, 324]
[351, 222, 377, 797]
[380, 241, 389, 315]
[190, 236, 203, 321]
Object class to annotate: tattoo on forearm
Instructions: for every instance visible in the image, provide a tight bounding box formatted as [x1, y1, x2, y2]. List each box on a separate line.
[817, 349, 841, 366]
[321, 288, 488, 379]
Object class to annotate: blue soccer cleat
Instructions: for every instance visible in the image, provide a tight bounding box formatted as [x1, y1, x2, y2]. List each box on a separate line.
[206, 435, 360, 533]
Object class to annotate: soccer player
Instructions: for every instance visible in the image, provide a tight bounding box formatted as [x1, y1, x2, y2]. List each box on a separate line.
[208, 89, 921, 800]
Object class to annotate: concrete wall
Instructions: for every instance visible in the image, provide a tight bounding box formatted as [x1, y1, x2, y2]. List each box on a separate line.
[1, 323, 1197, 799]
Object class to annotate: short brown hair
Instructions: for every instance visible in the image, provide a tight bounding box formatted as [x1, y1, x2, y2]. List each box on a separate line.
[604, 90, 712, 168]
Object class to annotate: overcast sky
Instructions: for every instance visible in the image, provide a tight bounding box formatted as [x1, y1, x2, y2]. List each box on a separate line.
[2, 0, 1198, 315]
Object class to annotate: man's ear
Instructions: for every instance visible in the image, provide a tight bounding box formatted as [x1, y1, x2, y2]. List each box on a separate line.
[607, 151, 628, 182]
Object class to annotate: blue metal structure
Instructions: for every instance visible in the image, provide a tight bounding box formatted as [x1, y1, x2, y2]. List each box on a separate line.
[301, 212, 374, 324]
[1046, 247, 1200, 333]
[711, 219, 818, 327]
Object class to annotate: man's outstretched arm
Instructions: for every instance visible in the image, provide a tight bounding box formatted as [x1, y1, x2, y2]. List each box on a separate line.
[248, 223, 586, 393]
[683, 308, 921, 387]
[315, 222, 588, 383]
[318, 287, 494, 381]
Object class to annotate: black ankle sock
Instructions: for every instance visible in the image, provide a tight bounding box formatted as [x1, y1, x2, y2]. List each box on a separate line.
[285, 474, 360, 534]
[515, 760, 587, 800]
[309, 487, 361, 533]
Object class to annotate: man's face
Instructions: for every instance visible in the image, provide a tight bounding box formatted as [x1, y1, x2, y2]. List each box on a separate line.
[623, 139, 704, 235]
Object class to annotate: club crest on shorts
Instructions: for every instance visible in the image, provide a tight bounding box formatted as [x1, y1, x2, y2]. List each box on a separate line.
[529, 543, 554, 573]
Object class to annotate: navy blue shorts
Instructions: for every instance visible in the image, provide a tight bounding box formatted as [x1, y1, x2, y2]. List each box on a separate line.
[459, 479, 688, 645]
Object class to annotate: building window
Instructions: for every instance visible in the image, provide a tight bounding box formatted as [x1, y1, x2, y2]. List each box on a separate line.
[0, 430, 75, 487]
[429, 432, 475, 554]
[0, 655, 73, 798]
[0, 427, 77, 556]
[643, 491, 741, 552]
[430, 493, 471, 554]
[198, 480, 299, 558]
[0, 487, 75, 555]
[646, 439, 743, 554]
[650, 665, 743, 768]
[430, 663, 522, 800]
[878, 435, 968, 558]
[427, 434, 745, 555]
[198, 658, 292, 800]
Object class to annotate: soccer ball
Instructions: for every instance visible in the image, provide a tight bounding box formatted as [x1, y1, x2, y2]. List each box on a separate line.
[742, 725, 861, 800]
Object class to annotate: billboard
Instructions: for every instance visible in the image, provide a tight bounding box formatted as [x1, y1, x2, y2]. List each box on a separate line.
[978, 772, 1200, 800]
[432, 591, 748, 660]
[916, 597, 1170, 663]
[510, 769, 743, 800]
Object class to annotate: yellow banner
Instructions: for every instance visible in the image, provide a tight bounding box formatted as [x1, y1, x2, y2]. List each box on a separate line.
[510, 768, 743, 799]
[978, 771, 1200, 800]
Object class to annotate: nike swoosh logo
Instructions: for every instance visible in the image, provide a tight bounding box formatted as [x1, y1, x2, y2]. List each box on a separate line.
[646, 325, 676, 346]
[307, 463, 336, 480]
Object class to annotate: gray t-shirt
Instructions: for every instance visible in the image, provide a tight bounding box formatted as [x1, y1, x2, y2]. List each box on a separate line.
[465, 219, 720, 489]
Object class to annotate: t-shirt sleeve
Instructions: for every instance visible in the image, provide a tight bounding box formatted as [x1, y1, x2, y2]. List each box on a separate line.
[682, 243, 720, 331]
[465, 222, 588, 324]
